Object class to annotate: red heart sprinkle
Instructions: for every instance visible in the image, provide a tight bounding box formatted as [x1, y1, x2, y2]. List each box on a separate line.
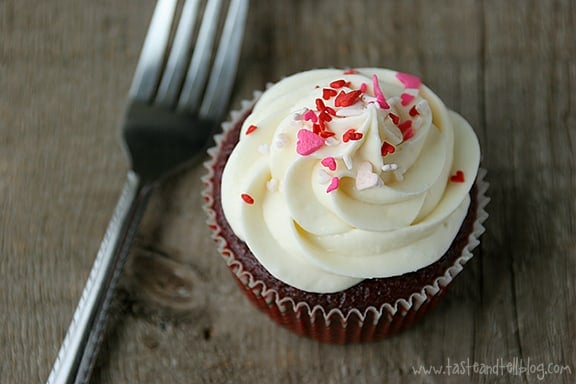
[246, 125, 258, 135]
[335, 90, 362, 107]
[402, 127, 414, 141]
[319, 111, 332, 122]
[319, 130, 336, 138]
[322, 88, 338, 100]
[342, 128, 363, 143]
[450, 170, 465, 183]
[388, 112, 400, 125]
[381, 142, 396, 156]
[398, 120, 412, 132]
[330, 79, 349, 89]
[325, 106, 337, 116]
[241, 193, 254, 204]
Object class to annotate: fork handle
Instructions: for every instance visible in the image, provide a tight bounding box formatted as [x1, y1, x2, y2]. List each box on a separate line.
[47, 171, 152, 384]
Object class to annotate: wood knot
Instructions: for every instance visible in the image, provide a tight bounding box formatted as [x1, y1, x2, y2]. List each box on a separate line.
[122, 242, 207, 320]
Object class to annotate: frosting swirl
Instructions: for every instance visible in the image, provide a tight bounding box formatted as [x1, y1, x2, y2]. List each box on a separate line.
[221, 68, 480, 293]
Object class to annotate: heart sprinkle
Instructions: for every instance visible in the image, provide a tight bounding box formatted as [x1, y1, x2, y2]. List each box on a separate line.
[241, 193, 254, 204]
[342, 128, 363, 143]
[388, 112, 400, 125]
[321, 156, 337, 171]
[450, 170, 465, 183]
[322, 88, 338, 100]
[396, 73, 421, 106]
[303, 109, 318, 123]
[355, 161, 379, 190]
[396, 72, 422, 89]
[398, 120, 414, 141]
[400, 92, 415, 106]
[326, 177, 340, 193]
[330, 79, 349, 89]
[372, 74, 390, 109]
[296, 129, 324, 156]
[245, 124, 258, 135]
[335, 90, 363, 107]
[381, 141, 396, 156]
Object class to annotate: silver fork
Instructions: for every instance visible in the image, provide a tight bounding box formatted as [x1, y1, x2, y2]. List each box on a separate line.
[46, 1, 248, 383]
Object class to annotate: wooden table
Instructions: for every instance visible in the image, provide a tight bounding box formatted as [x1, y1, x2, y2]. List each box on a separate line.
[2, 0, 575, 383]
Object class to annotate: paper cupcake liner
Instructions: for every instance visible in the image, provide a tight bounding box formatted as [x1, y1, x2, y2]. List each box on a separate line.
[202, 94, 489, 344]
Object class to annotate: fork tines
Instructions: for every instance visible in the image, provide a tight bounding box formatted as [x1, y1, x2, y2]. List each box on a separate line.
[130, 0, 249, 121]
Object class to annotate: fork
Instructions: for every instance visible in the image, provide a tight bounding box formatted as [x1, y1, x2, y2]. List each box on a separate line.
[46, 0, 249, 383]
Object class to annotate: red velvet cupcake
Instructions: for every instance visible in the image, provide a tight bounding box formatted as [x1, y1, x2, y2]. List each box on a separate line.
[202, 68, 488, 343]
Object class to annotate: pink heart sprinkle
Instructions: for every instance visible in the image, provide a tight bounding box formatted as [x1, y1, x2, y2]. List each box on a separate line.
[355, 162, 379, 190]
[296, 129, 324, 156]
[326, 177, 340, 193]
[400, 92, 415, 106]
[303, 109, 318, 123]
[396, 72, 422, 89]
[372, 74, 390, 109]
[321, 156, 337, 171]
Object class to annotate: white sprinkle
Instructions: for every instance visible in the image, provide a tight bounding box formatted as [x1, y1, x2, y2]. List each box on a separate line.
[274, 133, 289, 148]
[382, 163, 399, 172]
[291, 108, 306, 125]
[416, 100, 430, 115]
[266, 178, 279, 192]
[258, 144, 269, 154]
[413, 116, 422, 130]
[394, 166, 406, 181]
[343, 155, 353, 170]
[317, 169, 331, 184]
[362, 95, 378, 104]
[325, 137, 340, 146]
[404, 88, 419, 96]
[383, 115, 403, 145]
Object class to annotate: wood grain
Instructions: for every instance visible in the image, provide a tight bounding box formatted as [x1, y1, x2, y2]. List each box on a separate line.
[1, 0, 575, 383]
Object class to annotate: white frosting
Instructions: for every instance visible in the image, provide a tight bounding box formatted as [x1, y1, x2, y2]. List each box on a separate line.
[221, 68, 480, 293]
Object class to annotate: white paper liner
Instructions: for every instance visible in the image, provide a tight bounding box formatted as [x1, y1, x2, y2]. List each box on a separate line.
[202, 93, 489, 333]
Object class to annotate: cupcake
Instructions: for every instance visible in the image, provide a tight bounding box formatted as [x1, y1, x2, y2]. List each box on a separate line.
[203, 68, 488, 343]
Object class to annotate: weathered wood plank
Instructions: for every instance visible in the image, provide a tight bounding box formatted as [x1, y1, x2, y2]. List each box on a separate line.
[1, 0, 574, 383]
